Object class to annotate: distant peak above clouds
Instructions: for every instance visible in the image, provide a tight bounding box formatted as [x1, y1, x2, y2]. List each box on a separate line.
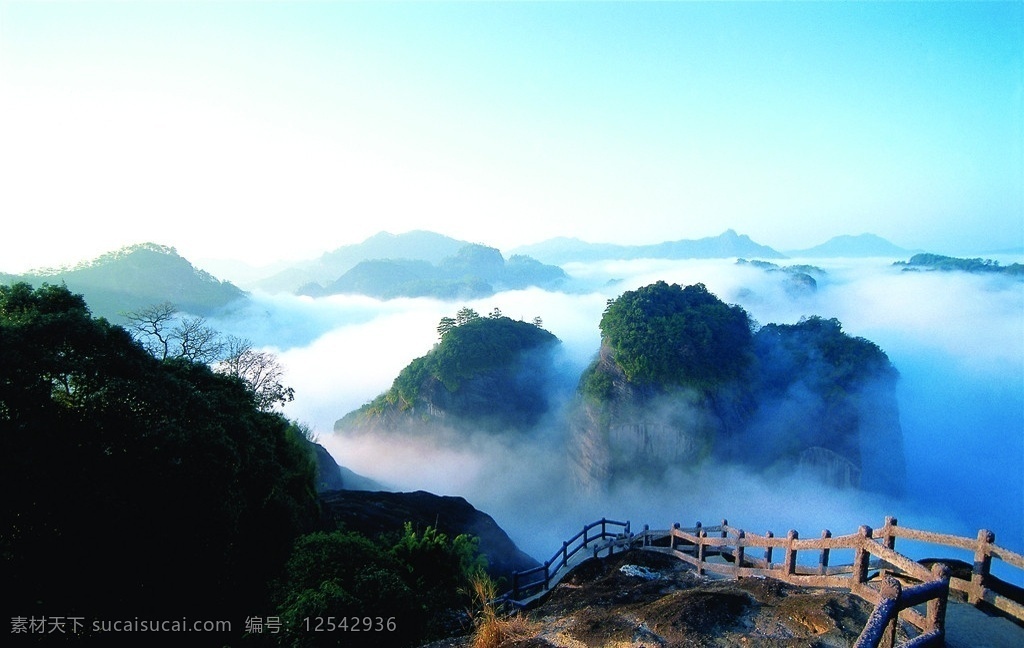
[510, 229, 785, 265]
[784, 234, 916, 258]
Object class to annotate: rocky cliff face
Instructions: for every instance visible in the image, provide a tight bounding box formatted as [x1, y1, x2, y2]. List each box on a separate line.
[570, 346, 719, 493]
[318, 489, 539, 583]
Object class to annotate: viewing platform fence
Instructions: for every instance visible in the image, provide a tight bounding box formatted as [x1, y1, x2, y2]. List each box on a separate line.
[506, 515, 1024, 648]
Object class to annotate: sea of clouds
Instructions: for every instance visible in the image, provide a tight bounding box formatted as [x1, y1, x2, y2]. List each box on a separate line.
[209, 256, 1023, 580]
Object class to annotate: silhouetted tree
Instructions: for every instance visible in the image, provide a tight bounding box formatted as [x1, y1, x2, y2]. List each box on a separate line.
[0, 282, 318, 625]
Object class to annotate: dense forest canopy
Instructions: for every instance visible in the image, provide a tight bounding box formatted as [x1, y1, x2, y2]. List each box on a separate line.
[0, 282, 318, 621]
[387, 311, 557, 408]
[599, 281, 754, 390]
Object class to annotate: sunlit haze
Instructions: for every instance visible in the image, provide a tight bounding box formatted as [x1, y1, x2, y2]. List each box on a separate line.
[1, 2, 1021, 273]
[2, 2, 1022, 572]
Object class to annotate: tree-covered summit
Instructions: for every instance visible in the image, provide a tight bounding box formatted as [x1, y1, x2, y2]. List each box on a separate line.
[337, 309, 560, 434]
[598, 281, 754, 390]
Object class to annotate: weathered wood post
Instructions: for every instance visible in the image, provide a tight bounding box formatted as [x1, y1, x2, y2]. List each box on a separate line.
[561, 541, 569, 569]
[735, 529, 746, 575]
[784, 530, 799, 577]
[764, 531, 774, 569]
[927, 562, 950, 639]
[879, 576, 902, 648]
[697, 528, 707, 576]
[583, 523, 589, 548]
[643, 524, 650, 547]
[543, 560, 551, 591]
[970, 529, 995, 605]
[721, 518, 729, 538]
[512, 570, 520, 600]
[880, 517, 897, 579]
[819, 529, 832, 576]
[853, 525, 873, 588]
[882, 517, 898, 550]
[670, 522, 679, 552]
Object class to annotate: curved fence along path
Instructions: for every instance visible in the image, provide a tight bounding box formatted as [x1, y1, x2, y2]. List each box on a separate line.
[503, 516, 1024, 648]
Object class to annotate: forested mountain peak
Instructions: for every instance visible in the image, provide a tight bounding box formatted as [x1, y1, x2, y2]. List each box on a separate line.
[336, 309, 561, 435]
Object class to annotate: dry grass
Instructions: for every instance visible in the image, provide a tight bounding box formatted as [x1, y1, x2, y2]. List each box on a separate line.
[467, 572, 538, 648]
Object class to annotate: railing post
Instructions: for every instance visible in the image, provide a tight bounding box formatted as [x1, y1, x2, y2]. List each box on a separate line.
[543, 560, 551, 591]
[583, 523, 589, 548]
[880, 577, 902, 648]
[735, 529, 745, 575]
[697, 529, 707, 576]
[562, 541, 569, 569]
[880, 517, 897, 579]
[970, 529, 995, 605]
[854, 525, 872, 586]
[927, 562, 950, 639]
[512, 570, 520, 600]
[670, 522, 679, 551]
[721, 518, 729, 538]
[819, 529, 832, 575]
[642, 524, 650, 547]
[784, 530, 799, 576]
[764, 531, 774, 569]
[601, 517, 607, 539]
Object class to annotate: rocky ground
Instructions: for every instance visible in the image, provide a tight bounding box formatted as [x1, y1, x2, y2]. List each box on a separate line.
[428, 549, 893, 647]
[425, 549, 1024, 648]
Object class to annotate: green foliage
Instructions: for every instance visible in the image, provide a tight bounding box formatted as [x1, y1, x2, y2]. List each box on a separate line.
[599, 281, 754, 390]
[0, 282, 318, 621]
[272, 531, 420, 647]
[754, 316, 896, 394]
[579, 359, 615, 402]
[272, 524, 488, 647]
[392, 315, 557, 404]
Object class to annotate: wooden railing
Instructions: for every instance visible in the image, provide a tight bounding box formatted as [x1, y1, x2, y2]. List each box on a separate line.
[509, 517, 630, 601]
[506, 515, 1024, 648]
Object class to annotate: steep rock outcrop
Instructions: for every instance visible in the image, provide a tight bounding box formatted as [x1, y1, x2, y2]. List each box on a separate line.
[570, 282, 906, 495]
[318, 489, 539, 583]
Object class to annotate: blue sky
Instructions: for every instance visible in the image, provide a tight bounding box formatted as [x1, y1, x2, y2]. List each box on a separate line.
[1, 1, 1021, 271]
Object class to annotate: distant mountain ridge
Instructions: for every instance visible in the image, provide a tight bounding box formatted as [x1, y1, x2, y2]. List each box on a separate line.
[255, 230, 470, 293]
[2, 243, 245, 321]
[302, 243, 566, 300]
[785, 233, 914, 258]
[511, 229, 785, 264]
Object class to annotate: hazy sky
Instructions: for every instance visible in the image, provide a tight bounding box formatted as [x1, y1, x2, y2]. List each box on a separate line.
[1, 1, 1021, 272]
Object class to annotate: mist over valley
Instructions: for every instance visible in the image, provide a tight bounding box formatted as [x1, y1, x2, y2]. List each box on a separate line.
[180, 237, 1024, 579]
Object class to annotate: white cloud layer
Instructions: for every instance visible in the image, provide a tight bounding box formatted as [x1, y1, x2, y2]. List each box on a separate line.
[211, 258, 1022, 576]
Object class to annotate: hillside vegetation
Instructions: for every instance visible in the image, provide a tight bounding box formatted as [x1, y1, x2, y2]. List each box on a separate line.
[4, 243, 245, 320]
[337, 309, 560, 434]
[0, 282, 500, 647]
